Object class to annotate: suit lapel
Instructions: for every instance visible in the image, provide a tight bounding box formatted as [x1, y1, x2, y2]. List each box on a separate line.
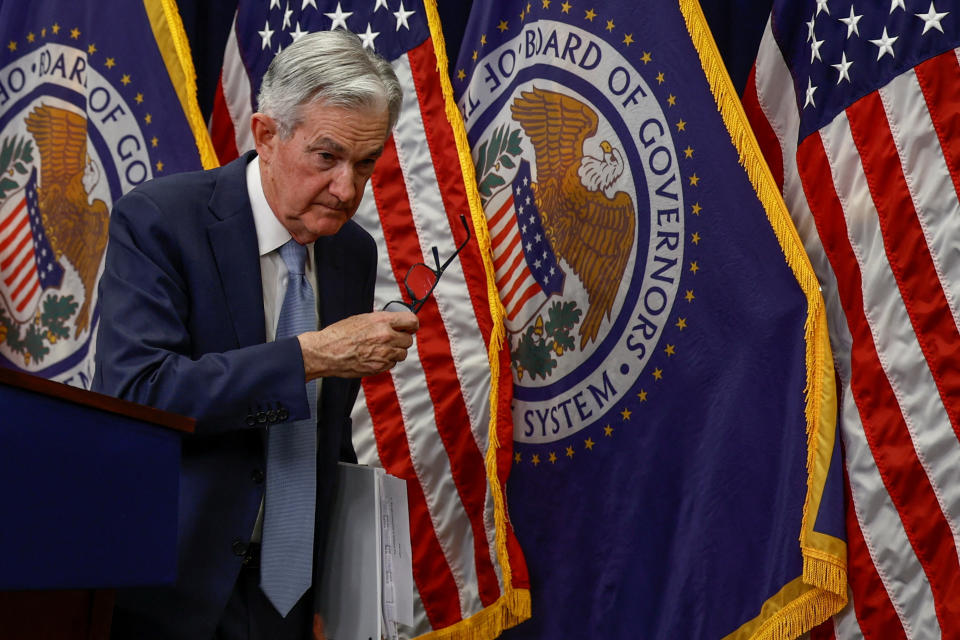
[314, 234, 348, 329]
[207, 152, 267, 348]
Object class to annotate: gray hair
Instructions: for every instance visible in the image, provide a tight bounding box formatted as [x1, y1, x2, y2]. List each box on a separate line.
[257, 30, 403, 138]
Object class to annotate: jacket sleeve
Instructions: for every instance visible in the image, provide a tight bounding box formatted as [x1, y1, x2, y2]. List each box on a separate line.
[92, 188, 310, 435]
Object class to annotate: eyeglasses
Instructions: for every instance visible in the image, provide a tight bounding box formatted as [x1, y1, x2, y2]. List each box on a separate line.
[383, 215, 471, 314]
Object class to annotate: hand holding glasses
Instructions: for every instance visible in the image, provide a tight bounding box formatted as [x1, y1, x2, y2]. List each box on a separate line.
[383, 215, 471, 314]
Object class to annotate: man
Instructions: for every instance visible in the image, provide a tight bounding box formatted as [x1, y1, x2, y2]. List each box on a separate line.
[93, 30, 417, 639]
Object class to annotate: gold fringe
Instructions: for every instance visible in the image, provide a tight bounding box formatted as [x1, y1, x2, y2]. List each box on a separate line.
[752, 587, 847, 640]
[421, 0, 531, 638]
[143, 0, 219, 169]
[678, 0, 846, 636]
[414, 590, 532, 640]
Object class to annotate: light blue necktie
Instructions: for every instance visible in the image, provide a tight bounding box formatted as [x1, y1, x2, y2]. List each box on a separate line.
[260, 239, 318, 617]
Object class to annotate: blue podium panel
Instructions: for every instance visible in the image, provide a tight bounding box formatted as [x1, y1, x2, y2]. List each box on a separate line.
[0, 378, 186, 590]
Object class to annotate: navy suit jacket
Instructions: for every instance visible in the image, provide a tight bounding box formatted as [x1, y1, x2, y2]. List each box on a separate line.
[93, 151, 375, 639]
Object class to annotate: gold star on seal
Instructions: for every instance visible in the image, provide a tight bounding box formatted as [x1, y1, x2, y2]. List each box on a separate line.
[691, 231, 701, 245]
[656, 71, 665, 84]
[691, 202, 701, 214]
[685, 289, 696, 302]
[689, 173, 699, 186]
[514, 452, 521, 463]
[135, 92, 144, 104]
[144, 113, 152, 124]
[542, 0, 551, 8]
[623, 33, 634, 46]
[684, 146, 694, 158]
[584, 437, 595, 450]
[548, 452, 558, 463]
[565, 446, 575, 459]
[652, 368, 663, 380]
[676, 119, 686, 131]
[497, 19, 509, 32]
[105, 57, 116, 68]
[676, 317, 687, 330]
[26, 32, 35, 43]
[604, 425, 614, 437]
[155, 160, 164, 172]
[87, 43, 97, 55]
[70, 27, 80, 39]
[641, 51, 652, 63]
[690, 261, 699, 274]
[51, 23, 61, 35]
[6, 41, 15, 52]
[532, 453, 541, 466]
[621, 407, 632, 420]
[457, 69, 466, 80]
[637, 389, 648, 402]
[561, 1, 571, 14]
[605, 19, 615, 31]
[667, 94, 677, 106]
[585, 8, 596, 20]
[665, 344, 676, 356]
[121, 73, 132, 85]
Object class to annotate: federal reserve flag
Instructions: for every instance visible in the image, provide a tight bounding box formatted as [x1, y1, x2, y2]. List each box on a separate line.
[454, 1, 846, 637]
[0, 1, 215, 387]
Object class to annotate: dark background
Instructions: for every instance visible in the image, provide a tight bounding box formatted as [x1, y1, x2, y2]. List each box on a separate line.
[176, 1, 773, 120]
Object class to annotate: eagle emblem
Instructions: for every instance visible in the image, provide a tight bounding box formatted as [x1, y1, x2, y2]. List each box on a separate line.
[510, 87, 636, 349]
[24, 103, 110, 338]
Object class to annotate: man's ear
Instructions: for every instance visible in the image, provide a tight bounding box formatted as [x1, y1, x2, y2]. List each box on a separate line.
[250, 113, 276, 161]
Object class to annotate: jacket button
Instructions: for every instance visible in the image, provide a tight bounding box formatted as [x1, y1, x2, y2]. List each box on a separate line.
[232, 538, 247, 557]
[266, 409, 278, 423]
[277, 408, 289, 421]
[251, 468, 265, 484]
[256, 411, 267, 424]
[245, 413, 256, 427]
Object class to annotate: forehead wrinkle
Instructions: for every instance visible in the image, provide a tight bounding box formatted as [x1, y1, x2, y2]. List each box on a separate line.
[306, 135, 384, 159]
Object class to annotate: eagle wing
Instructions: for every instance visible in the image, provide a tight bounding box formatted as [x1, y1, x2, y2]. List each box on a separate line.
[511, 87, 635, 349]
[24, 104, 88, 196]
[510, 87, 598, 216]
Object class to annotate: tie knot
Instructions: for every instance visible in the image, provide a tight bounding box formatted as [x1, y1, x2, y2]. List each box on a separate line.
[279, 239, 307, 276]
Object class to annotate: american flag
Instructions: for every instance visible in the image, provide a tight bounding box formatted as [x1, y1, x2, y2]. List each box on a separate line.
[0, 169, 62, 324]
[742, 1, 960, 636]
[209, 0, 530, 636]
[487, 159, 563, 330]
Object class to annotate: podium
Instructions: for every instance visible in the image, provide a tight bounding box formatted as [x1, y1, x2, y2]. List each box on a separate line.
[0, 367, 194, 639]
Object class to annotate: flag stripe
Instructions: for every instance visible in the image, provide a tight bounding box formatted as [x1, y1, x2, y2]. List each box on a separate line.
[210, 77, 240, 164]
[914, 51, 960, 207]
[797, 131, 955, 636]
[742, 63, 784, 191]
[369, 134, 485, 618]
[842, 463, 907, 639]
[373, 129, 502, 608]
[847, 92, 960, 435]
[361, 371, 465, 628]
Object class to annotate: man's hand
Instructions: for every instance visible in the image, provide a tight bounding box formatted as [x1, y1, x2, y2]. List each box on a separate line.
[298, 310, 419, 380]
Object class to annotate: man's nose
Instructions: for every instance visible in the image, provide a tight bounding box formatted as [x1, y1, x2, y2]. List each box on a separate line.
[327, 164, 357, 203]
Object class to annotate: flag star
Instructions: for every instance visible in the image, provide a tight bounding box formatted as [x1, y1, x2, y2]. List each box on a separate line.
[394, 1, 415, 30]
[890, 0, 905, 13]
[839, 6, 863, 38]
[270, 0, 281, 8]
[258, 20, 275, 49]
[832, 51, 853, 83]
[534, 259, 542, 268]
[290, 21, 309, 42]
[870, 27, 898, 59]
[283, 2, 294, 29]
[374, 0, 390, 10]
[810, 35, 824, 62]
[325, 2, 353, 29]
[804, 76, 817, 108]
[806, 15, 816, 42]
[302, 0, 318, 9]
[358, 23, 380, 49]
[815, 0, 830, 16]
[916, 2, 949, 35]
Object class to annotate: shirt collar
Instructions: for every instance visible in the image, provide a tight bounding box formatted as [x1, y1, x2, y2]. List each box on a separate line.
[246, 155, 293, 257]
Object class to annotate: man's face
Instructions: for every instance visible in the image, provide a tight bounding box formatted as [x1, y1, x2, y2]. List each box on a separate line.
[254, 101, 389, 243]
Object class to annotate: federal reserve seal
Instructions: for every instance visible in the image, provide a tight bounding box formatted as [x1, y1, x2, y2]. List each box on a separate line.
[0, 39, 152, 386]
[460, 19, 686, 446]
